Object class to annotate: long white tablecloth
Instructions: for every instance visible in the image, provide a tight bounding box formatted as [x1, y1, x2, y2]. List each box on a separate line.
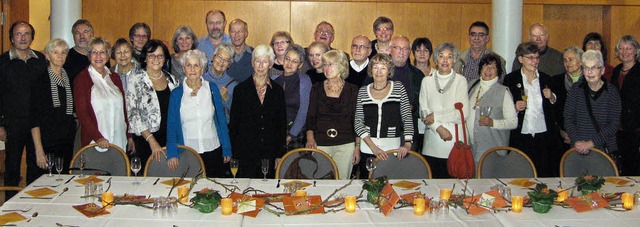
[1, 175, 640, 226]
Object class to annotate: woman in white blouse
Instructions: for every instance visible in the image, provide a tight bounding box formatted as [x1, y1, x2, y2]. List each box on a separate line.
[419, 43, 469, 178]
[466, 53, 517, 164]
[165, 49, 231, 177]
[126, 40, 178, 169]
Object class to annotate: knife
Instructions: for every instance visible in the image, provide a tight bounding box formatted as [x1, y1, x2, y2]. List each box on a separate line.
[153, 178, 160, 185]
[64, 176, 76, 184]
[496, 178, 508, 186]
[20, 197, 53, 199]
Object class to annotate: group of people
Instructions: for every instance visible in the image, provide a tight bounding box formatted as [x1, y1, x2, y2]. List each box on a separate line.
[2, 10, 639, 199]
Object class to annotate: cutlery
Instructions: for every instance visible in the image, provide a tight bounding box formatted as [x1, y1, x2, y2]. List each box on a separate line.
[313, 181, 317, 187]
[56, 223, 80, 227]
[2, 208, 32, 213]
[27, 212, 38, 222]
[276, 179, 281, 188]
[616, 183, 636, 187]
[625, 176, 640, 183]
[59, 187, 69, 196]
[1, 224, 17, 226]
[33, 183, 61, 188]
[495, 178, 507, 186]
[422, 180, 428, 186]
[64, 176, 76, 184]
[20, 197, 53, 199]
[153, 178, 160, 185]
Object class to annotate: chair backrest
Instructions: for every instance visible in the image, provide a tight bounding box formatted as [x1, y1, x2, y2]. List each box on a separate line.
[276, 148, 339, 179]
[560, 147, 619, 177]
[370, 150, 432, 179]
[69, 144, 130, 176]
[477, 146, 537, 178]
[144, 145, 205, 178]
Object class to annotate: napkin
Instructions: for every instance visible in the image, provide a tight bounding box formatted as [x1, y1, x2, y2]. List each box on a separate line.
[160, 178, 190, 187]
[392, 180, 421, 189]
[400, 192, 428, 205]
[281, 180, 312, 188]
[463, 190, 508, 215]
[0, 212, 26, 225]
[229, 192, 265, 218]
[565, 192, 610, 213]
[283, 195, 325, 215]
[252, 193, 291, 203]
[75, 175, 104, 185]
[24, 187, 57, 197]
[605, 177, 631, 186]
[379, 183, 400, 216]
[508, 178, 536, 187]
[72, 203, 110, 218]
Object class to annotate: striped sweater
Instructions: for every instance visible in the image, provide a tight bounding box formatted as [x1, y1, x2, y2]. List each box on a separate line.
[354, 81, 414, 141]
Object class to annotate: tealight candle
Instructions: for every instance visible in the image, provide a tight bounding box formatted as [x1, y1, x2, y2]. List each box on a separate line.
[557, 189, 569, 203]
[295, 190, 307, 197]
[413, 198, 426, 216]
[440, 188, 452, 200]
[511, 196, 523, 213]
[344, 196, 357, 213]
[221, 198, 233, 215]
[101, 191, 114, 209]
[178, 187, 189, 203]
[622, 193, 634, 210]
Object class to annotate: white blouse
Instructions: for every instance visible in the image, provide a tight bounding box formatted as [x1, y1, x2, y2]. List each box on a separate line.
[180, 79, 220, 153]
[521, 70, 547, 135]
[88, 66, 127, 152]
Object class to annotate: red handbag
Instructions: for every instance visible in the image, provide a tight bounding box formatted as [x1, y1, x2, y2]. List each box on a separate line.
[447, 102, 475, 179]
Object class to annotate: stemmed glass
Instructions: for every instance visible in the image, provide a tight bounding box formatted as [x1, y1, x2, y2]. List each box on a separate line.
[230, 159, 239, 184]
[46, 154, 55, 177]
[131, 157, 141, 185]
[261, 159, 269, 181]
[79, 153, 86, 177]
[366, 157, 377, 179]
[55, 157, 64, 181]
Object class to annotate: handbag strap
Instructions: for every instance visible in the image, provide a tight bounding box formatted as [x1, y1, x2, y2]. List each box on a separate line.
[583, 83, 602, 133]
[454, 102, 468, 145]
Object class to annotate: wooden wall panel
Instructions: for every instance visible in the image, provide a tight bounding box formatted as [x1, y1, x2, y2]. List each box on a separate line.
[153, 0, 205, 46]
[522, 4, 544, 43]
[542, 5, 603, 53]
[82, 0, 154, 45]
[609, 5, 640, 66]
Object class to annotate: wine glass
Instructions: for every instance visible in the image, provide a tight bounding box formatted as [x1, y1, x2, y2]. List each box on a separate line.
[230, 159, 239, 184]
[261, 159, 269, 181]
[366, 157, 377, 179]
[521, 88, 528, 109]
[131, 157, 141, 185]
[79, 153, 86, 177]
[55, 157, 64, 181]
[46, 154, 55, 177]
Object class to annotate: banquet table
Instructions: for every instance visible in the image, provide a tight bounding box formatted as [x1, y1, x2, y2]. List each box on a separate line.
[1, 175, 640, 227]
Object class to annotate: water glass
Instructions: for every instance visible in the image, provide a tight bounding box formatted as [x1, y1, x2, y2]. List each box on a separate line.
[46, 154, 55, 177]
[55, 157, 64, 181]
[84, 181, 95, 202]
[79, 154, 87, 177]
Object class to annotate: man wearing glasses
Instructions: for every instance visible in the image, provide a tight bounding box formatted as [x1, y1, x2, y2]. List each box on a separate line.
[454, 21, 506, 83]
[512, 23, 564, 76]
[347, 35, 372, 87]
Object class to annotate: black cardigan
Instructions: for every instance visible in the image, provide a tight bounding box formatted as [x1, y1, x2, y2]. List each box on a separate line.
[611, 61, 640, 132]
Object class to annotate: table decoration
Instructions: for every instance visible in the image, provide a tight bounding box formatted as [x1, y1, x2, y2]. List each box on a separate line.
[190, 188, 222, 213]
[440, 188, 452, 200]
[24, 187, 57, 198]
[160, 178, 190, 187]
[400, 192, 426, 205]
[221, 198, 233, 215]
[251, 193, 291, 203]
[283, 195, 325, 215]
[413, 198, 426, 215]
[0, 212, 26, 225]
[101, 192, 113, 209]
[295, 190, 307, 197]
[72, 203, 110, 218]
[564, 192, 609, 212]
[344, 196, 356, 213]
[177, 187, 189, 203]
[527, 183, 558, 213]
[556, 188, 569, 203]
[605, 177, 631, 186]
[511, 196, 523, 212]
[74, 175, 104, 185]
[392, 180, 421, 189]
[461, 190, 508, 215]
[575, 175, 604, 195]
[508, 178, 536, 188]
[229, 192, 265, 217]
[621, 193, 634, 209]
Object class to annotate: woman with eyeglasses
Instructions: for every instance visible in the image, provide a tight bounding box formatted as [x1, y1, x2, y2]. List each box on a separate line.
[126, 39, 178, 169]
[111, 38, 140, 93]
[582, 32, 613, 82]
[268, 31, 294, 78]
[203, 43, 237, 122]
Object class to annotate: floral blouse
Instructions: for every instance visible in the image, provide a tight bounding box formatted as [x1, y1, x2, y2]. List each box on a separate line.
[126, 70, 178, 135]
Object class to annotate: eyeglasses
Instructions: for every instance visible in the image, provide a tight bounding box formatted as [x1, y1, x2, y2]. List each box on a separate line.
[90, 50, 107, 56]
[582, 65, 603, 72]
[376, 27, 393, 32]
[147, 54, 165, 60]
[469, 32, 487, 38]
[115, 50, 131, 56]
[184, 63, 202, 70]
[323, 62, 336, 68]
[315, 30, 334, 35]
[351, 44, 371, 50]
[133, 34, 148, 40]
[284, 56, 301, 64]
[390, 46, 410, 52]
[272, 40, 290, 46]
[523, 55, 540, 61]
[214, 54, 231, 63]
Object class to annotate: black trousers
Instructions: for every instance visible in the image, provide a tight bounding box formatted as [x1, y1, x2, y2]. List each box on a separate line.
[424, 155, 451, 179]
[237, 157, 276, 179]
[4, 119, 38, 199]
[510, 131, 561, 177]
[617, 131, 640, 176]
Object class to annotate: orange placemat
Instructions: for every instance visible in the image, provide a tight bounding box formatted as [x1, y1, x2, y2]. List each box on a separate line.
[400, 192, 428, 205]
[379, 183, 400, 216]
[508, 178, 536, 188]
[565, 192, 610, 213]
[605, 177, 631, 186]
[24, 187, 57, 197]
[0, 212, 26, 225]
[463, 190, 508, 215]
[72, 203, 110, 218]
[393, 180, 421, 189]
[75, 175, 104, 185]
[283, 195, 325, 215]
[229, 192, 265, 218]
[160, 178, 190, 187]
[281, 180, 312, 188]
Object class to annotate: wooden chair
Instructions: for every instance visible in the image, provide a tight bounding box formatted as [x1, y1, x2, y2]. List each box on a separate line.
[276, 148, 339, 179]
[69, 144, 131, 176]
[144, 145, 205, 178]
[560, 147, 618, 177]
[477, 146, 537, 178]
[370, 150, 432, 179]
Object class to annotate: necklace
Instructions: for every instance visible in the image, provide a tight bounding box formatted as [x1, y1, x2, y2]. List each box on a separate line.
[149, 72, 163, 80]
[435, 72, 455, 93]
[371, 81, 389, 91]
[187, 81, 202, 97]
[325, 80, 344, 93]
[473, 87, 482, 110]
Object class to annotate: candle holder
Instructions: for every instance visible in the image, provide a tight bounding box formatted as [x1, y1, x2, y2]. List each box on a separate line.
[102, 192, 114, 209]
[413, 198, 426, 216]
[511, 196, 523, 213]
[440, 188, 452, 200]
[295, 190, 307, 197]
[344, 196, 357, 213]
[221, 198, 233, 215]
[556, 189, 569, 203]
[178, 187, 189, 203]
[622, 193, 634, 210]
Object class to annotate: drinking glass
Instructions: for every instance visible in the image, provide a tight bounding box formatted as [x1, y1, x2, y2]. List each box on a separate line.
[55, 157, 64, 181]
[79, 153, 86, 177]
[230, 159, 239, 184]
[46, 154, 55, 177]
[479, 106, 493, 122]
[131, 157, 141, 185]
[365, 157, 377, 179]
[521, 89, 528, 109]
[261, 159, 269, 181]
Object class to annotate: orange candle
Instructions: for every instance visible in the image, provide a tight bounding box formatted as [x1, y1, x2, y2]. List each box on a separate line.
[178, 187, 189, 203]
[622, 193, 634, 210]
[557, 189, 569, 203]
[440, 188, 452, 200]
[344, 196, 357, 213]
[101, 192, 113, 209]
[221, 198, 233, 215]
[295, 190, 307, 197]
[413, 198, 426, 216]
[511, 196, 523, 213]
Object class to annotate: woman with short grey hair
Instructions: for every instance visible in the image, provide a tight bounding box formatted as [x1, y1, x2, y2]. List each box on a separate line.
[203, 43, 236, 121]
[170, 25, 198, 82]
[550, 46, 584, 146]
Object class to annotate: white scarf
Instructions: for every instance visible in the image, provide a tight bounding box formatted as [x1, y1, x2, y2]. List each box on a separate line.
[88, 66, 127, 152]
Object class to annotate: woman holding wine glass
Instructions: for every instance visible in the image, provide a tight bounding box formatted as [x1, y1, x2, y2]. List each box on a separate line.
[165, 49, 232, 178]
[503, 42, 561, 177]
[466, 53, 517, 164]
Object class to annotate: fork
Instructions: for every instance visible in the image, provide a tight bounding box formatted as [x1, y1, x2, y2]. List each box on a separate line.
[616, 183, 636, 187]
[2, 208, 32, 212]
[32, 183, 62, 188]
[625, 177, 640, 183]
